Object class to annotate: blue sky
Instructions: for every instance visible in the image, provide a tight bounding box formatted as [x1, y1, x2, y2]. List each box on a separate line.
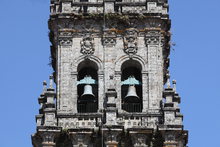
[0, 0, 219, 146]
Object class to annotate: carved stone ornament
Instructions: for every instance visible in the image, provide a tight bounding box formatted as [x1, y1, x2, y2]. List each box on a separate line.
[166, 133, 176, 142]
[59, 31, 73, 37]
[59, 30, 73, 46]
[102, 30, 116, 47]
[40, 132, 56, 143]
[59, 38, 72, 46]
[131, 134, 148, 147]
[145, 30, 161, 45]
[124, 28, 138, 55]
[80, 34, 95, 55]
[103, 37, 116, 47]
[70, 134, 90, 147]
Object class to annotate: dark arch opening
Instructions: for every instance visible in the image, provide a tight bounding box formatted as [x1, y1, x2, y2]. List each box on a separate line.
[121, 60, 143, 112]
[77, 60, 98, 113]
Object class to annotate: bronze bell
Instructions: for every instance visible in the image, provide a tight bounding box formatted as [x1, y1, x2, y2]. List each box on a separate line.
[125, 85, 139, 102]
[81, 84, 95, 100]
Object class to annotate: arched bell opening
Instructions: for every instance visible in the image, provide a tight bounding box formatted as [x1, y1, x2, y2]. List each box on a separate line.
[121, 60, 143, 112]
[77, 60, 98, 113]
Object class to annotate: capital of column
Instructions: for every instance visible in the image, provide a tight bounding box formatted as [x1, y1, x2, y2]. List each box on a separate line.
[103, 128, 122, 147]
[105, 141, 118, 147]
[40, 132, 57, 147]
[42, 142, 56, 147]
[163, 141, 178, 147]
[69, 131, 93, 147]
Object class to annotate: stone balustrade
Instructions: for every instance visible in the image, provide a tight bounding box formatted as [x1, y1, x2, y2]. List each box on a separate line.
[117, 114, 161, 129]
[58, 115, 102, 129]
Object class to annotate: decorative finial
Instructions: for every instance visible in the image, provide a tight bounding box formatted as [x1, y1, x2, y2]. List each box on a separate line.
[172, 80, 177, 91]
[43, 80, 47, 92]
[49, 75, 53, 89]
[166, 73, 171, 88]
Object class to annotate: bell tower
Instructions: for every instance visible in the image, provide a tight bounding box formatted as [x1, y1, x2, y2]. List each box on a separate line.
[32, 0, 188, 147]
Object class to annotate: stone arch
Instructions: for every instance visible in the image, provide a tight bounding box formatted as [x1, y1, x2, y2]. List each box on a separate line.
[115, 55, 147, 73]
[71, 55, 103, 73]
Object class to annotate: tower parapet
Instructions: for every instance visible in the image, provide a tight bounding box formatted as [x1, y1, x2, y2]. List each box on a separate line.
[50, 0, 169, 15]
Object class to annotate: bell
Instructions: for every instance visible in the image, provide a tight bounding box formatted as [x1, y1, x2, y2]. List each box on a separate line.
[81, 84, 95, 100]
[125, 85, 139, 102]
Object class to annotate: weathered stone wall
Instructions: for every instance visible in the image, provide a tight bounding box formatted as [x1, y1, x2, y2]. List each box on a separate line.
[32, 0, 188, 147]
[56, 32, 162, 113]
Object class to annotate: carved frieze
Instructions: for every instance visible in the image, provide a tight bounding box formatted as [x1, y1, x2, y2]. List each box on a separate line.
[124, 28, 138, 55]
[102, 30, 116, 47]
[59, 30, 73, 46]
[130, 134, 148, 147]
[145, 30, 161, 45]
[59, 39, 72, 46]
[80, 34, 95, 55]
[59, 31, 73, 37]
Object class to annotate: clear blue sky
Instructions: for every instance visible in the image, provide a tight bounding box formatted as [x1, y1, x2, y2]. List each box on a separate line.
[0, 0, 219, 146]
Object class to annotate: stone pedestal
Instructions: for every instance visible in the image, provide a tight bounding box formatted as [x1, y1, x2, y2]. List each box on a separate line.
[106, 89, 117, 125]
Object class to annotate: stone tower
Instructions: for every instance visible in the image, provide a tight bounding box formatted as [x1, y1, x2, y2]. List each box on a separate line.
[32, 0, 188, 147]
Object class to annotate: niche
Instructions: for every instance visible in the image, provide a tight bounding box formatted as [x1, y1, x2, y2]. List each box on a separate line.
[77, 60, 98, 113]
[121, 60, 142, 112]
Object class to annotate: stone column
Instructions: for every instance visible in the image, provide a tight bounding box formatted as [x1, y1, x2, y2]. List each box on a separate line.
[142, 71, 149, 112]
[98, 71, 104, 111]
[106, 89, 117, 125]
[115, 71, 122, 111]
[57, 30, 73, 113]
[145, 30, 163, 110]
[71, 71, 78, 113]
